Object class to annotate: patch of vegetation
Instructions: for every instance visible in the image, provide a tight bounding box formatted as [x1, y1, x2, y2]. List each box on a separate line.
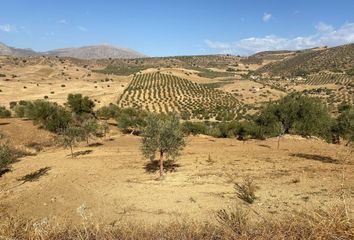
[93, 65, 149, 76]
[0, 106, 11, 118]
[193, 67, 235, 78]
[141, 113, 185, 177]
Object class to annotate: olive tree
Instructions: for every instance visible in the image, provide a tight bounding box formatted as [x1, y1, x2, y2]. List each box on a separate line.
[141, 113, 185, 177]
[56, 126, 85, 158]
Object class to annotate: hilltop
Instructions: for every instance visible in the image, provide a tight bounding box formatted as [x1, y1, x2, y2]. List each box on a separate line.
[0, 42, 145, 59]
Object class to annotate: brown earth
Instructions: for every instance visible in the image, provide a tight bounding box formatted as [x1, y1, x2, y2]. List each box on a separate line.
[0, 118, 353, 225]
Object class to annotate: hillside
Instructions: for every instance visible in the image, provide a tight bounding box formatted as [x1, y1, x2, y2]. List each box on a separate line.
[0, 42, 145, 59]
[0, 42, 37, 57]
[256, 44, 354, 76]
[117, 73, 241, 120]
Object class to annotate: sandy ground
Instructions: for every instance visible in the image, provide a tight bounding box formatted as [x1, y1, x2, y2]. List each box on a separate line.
[0, 62, 131, 108]
[0, 118, 353, 225]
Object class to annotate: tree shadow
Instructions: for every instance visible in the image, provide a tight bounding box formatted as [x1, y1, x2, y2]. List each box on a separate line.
[0, 122, 10, 126]
[70, 150, 93, 157]
[290, 153, 339, 164]
[258, 144, 271, 149]
[0, 168, 11, 177]
[88, 142, 103, 147]
[17, 167, 51, 183]
[144, 160, 180, 173]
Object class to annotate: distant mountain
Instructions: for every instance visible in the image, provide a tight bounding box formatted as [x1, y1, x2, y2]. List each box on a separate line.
[0, 42, 145, 59]
[0, 42, 37, 57]
[255, 44, 354, 76]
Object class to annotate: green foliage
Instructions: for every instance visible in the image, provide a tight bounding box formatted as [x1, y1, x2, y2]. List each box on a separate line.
[96, 104, 120, 119]
[193, 67, 235, 78]
[255, 94, 332, 139]
[346, 68, 354, 76]
[93, 65, 148, 76]
[0, 144, 14, 173]
[181, 121, 208, 135]
[67, 94, 95, 115]
[0, 106, 11, 118]
[0, 144, 29, 174]
[141, 113, 185, 163]
[336, 106, 354, 143]
[81, 118, 99, 143]
[115, 108, 148, 135]
[14, 105, 26, 118]
[56, 126, 85, 157]
[24, 100, 72, 133]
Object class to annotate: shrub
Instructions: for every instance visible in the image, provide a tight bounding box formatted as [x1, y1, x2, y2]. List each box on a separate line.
[56, 126, 85, 157]
[116, 108, 148, 135]
[0, 144, 14, 173]
[96, 104, 120, 119]
[0, 106, 11, 118]
[24, 100, 71, 133]
[234, 177, 257, 204]
[255, 93, 332, 139]
[67, 94, 95, 115]
[181, 121, 208, 135]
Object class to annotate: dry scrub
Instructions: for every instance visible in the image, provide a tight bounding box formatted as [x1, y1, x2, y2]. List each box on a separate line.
[0, 207, 352, 239]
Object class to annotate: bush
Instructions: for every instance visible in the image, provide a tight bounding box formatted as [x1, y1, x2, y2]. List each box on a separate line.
[116, 108, 148, 135]
[181, 121, 208, 135]
[255, 93, 332, 139]
[67, 93, 95, 115]
[24, 100, 71, 133]
[234, 177, 257, 204]
[0, 144, 14, 173]
[0, 106, 11, 118]
[336, 106, 354, 144]
[96, 104, 120, 119]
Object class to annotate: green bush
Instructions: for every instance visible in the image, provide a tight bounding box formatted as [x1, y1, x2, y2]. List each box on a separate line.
[96, 104, 120, 119]
[0, 106, 11, 118]
[115, 108, 148, 135]
[181, 121, 208, 135]
[24, 100, 71, 133]
[0, 144, 14, 173]
[255, 93, 332, 139]
[67, 94, 95, 115]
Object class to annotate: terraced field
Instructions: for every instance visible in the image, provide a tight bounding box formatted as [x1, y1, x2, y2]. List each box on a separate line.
[304, 74, 353, 85]
[118, 73, 241, 120]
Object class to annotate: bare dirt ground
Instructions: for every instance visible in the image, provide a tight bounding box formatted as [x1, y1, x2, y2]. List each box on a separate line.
[1, 118, 353, 225]
[0, 61, 131, 108]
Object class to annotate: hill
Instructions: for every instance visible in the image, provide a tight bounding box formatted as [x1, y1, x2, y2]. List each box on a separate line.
[117, 73, 241, 120]
[256, 44, 354, 76]
[0, 42, 145, 59]
[0, 42, 37, 57]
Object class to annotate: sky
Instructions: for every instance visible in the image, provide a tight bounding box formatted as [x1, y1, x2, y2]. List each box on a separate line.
[1, 0, 354, 56]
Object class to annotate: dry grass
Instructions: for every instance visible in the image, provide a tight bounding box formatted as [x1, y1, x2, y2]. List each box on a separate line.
[0, 206, 352, 239]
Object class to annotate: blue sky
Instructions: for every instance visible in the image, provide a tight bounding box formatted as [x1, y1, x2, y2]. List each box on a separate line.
[1, 0, 354, 56]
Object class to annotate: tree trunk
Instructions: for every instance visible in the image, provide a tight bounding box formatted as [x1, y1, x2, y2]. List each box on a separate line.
[159, 150, 164, 177]
[70, 145, 73, 158]
[277, 135, 280, 149]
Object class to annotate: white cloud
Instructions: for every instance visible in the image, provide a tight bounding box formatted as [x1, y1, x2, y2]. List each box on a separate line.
[262, 13, 272, 22]
[77, 25, 88, 32]
[205, 22, 354, 55]
[58, 19, 68, 24]
[0, 24, 17, 32]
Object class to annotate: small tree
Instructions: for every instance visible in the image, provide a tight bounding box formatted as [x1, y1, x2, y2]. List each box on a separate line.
[0, 143, 14, 173]
[141, 113, 185, 178]
[67, 93, 95, 115]
[337, 107, 354, 145]
[81, 118, 99, 144]
[56, 126, 85, 158]
[0, 106, 11, 118]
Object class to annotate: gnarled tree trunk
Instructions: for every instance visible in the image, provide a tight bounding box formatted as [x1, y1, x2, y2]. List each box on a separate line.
[159, 150, 164, 177]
